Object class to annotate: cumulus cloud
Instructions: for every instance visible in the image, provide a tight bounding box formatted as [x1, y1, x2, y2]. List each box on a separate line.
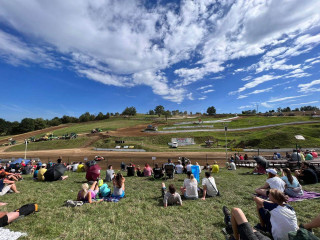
[0, 0, 320, 103]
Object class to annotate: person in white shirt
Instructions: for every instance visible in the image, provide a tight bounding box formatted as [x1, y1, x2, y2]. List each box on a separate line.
[175, 160, 184, 174]
[255, 169, 285, 197]
[186, 161, 193, 172]
[254, 189, 298, 240]
[228, 161, 236, 170]
[180, 171, 198, 199]
[201, 172, 218, 200]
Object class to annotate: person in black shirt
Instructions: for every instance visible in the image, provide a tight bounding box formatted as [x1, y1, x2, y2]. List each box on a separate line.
[295, 162, 318, 184]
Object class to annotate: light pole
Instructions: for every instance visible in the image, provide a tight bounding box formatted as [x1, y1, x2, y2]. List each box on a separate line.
[295, 135, 305, 168]
[24, 139, 28, 159]
[223, 123, 228, 161]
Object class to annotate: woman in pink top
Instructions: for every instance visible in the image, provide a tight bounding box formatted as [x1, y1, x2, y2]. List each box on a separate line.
[143, 164, 153, 177]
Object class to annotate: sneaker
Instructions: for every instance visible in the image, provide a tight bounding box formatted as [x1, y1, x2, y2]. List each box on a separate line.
[222, 206, 233, 234]
[222, 206, 231, 225]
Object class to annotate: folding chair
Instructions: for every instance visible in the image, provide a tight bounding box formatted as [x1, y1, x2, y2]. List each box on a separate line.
[164, 164, 174, 180]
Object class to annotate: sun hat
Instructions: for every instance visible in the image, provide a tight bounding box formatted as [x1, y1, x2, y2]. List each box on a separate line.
[266, 168, 277, 175]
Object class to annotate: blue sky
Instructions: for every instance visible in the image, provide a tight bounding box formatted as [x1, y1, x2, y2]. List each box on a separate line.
[0, 0, 320, 121]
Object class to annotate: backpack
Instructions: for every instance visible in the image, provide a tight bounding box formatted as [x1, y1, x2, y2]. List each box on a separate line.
[99, 184, 111, 197]
[288, 229, 320, 240]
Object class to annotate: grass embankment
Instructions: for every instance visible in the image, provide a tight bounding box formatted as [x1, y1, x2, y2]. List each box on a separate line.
[5, 137, 91, 152]
[1, 168, 319, 239]
[94, 124, 320, 151]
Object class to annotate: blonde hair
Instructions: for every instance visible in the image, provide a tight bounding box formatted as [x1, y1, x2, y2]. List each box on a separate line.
[190, 174, 196, 182]
[81, 183, 89, 199]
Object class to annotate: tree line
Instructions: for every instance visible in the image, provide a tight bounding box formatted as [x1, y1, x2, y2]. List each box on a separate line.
[0, 105, 217, 136]
[241, 105, 319, 114]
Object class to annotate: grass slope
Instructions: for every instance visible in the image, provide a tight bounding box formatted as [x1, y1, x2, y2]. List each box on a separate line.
[1, 168, 319, 239]
[5, 137, 91, 152]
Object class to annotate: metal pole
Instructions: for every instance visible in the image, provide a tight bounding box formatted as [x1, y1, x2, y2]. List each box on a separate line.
[224, 126, 228, 161]
[24, 140, 27, 159]
[296, 143, 300, 168]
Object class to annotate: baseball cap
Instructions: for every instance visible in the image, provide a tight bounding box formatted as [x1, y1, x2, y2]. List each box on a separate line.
[266, 168, 277, 175]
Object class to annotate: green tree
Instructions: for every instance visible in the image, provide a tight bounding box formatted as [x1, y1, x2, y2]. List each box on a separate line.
[61, 115, 72, 124]
[122, 106, 137, 116]
[19, 118, 35, 133]
[164, 110, 172, 121]
[34, 118, 47, 130]
[154, 105, 165, 117]
[0, 118, 8, 135]
[206, 106, 216, 115]
[49, 117, 62, 126]
[79, 112, 91, 122]
[105, 113, 110, 119]
[95, 112, 105, 120]
[148, 110, 155, 115]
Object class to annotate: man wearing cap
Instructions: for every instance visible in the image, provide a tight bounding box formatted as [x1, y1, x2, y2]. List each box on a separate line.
[255, 169, 285, 197]
[37, 164, 47, 181]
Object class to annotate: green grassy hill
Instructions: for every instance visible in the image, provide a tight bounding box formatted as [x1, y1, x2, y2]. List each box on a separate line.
[1, 168, 319, 239]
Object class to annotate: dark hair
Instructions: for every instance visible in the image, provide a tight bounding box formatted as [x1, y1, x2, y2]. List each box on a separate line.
[186, 171, 192, 177]
[168, 184, 176, 194]
[155, 163, 159, 168]
[57, 159, 62, 164]
[115, 173, 124, 188]
[168, 159, 172, 163]
[205, 172, 211, 178]
[0, 172, 5, 179]
[108, 165, 112, 169]
[283, 168, 293, 184]
[303, 162, 310, 167]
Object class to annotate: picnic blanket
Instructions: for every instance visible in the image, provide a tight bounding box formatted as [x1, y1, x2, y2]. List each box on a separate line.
[255, 191, 320, 202]
[0, 227, 27, 240]
[288, 191, 320, 202]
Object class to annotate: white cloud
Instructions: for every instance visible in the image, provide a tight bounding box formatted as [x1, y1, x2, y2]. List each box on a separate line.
[198, 96, 207, 100]
[238, 105, 254, 109]
[291, 101, 319, 106]
[0, 0, 320, 103]
[197, 84, 213, 90]
[202, 89, 214, 94]
[242, 76, 252, 81]
[267, 95, 308, 103]
[298, 79, 320, 93]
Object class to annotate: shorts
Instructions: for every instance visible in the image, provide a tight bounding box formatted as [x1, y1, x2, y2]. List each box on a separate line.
[0, 185, 11, 196]
[238, 222, 271, 240]
[183, 192, 198, 200]
[258, 208, 272, 233]
[0, 215, 8, 227]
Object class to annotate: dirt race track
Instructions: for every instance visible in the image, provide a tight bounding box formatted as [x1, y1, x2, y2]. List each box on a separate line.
[0, 147, 273, 170]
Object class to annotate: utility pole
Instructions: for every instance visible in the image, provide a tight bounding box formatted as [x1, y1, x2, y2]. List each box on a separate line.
[24, 139, 28, 159]
[224, 124, 228, 161]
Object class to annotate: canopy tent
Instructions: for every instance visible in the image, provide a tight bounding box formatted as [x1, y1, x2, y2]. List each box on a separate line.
[44, 164, 67, 181]
[10, 158, 30, 168]
[86, 164, 101, 181]
[254, 156, 269, 169]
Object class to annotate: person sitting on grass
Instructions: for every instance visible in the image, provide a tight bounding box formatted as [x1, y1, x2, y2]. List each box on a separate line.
[295, 162, 318, 184]
[255, 169, 285, 197]
[153, 163, 164, 179]
[222, 206, 271, 240]
[211, 161, 219, 173]
[112, 173, 125, 198]
[280, 168, 303, 197]
[161, 183, 182, 208]
[77, 181, 102, 204]
[0, 203, 38, 227]
[0, 167, 22, 181]
[181, 171, 198, 200]
[175, 160, 184, 174]
[228, 160, 236, 170]
[201, 172, 219, 200]
[252, 163, 266, 175]
[143, 163, 153, 177]
[253, 189, 298, 240]
[33, 165, 41, 180]
[37, 163, 47, 181]
[136, 165, 143, 177]
[105, 165, 115, 182]
[0, 172, 20, 196]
